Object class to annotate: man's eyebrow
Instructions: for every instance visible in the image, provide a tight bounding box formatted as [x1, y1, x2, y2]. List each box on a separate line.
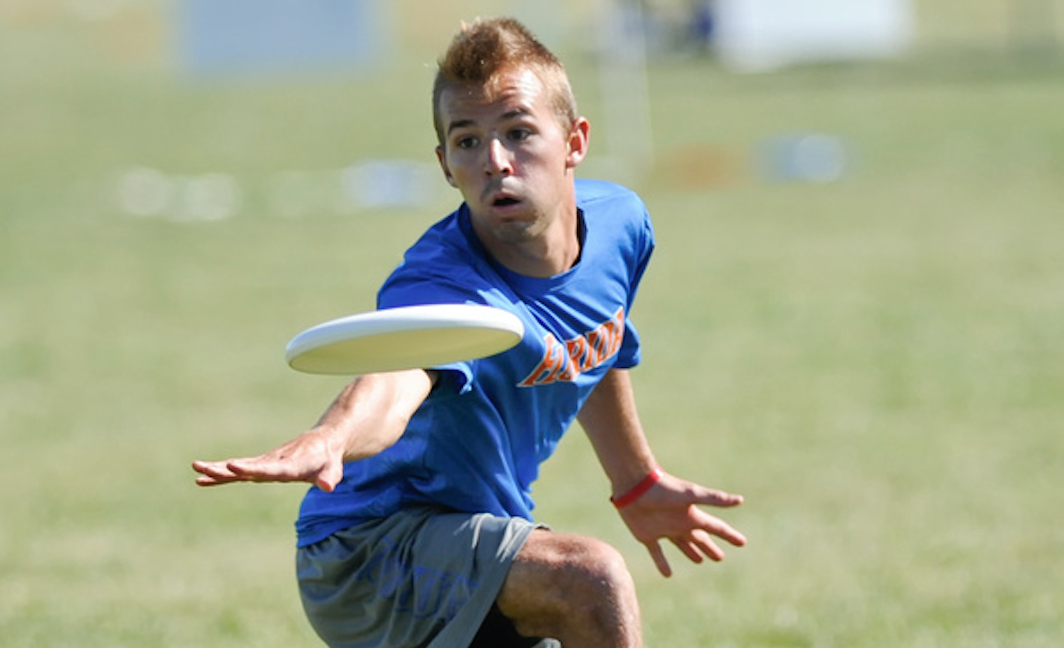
[501, 108, 531, 121]
[445, 108, 532, 136]
[446, 119, 476, 136]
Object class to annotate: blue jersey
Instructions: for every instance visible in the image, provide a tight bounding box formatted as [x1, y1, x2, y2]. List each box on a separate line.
[296, 179, 655, 547]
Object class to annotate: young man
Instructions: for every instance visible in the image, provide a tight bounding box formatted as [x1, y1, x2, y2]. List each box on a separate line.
[193, 17, 746, 648]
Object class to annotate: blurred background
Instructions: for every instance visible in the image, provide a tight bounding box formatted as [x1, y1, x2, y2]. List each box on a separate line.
[2, 1, 1062, 646]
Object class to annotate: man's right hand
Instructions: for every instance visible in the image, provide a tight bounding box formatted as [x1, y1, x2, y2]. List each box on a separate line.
[192, 369, 435, 493]
[192, 427, 345, 492]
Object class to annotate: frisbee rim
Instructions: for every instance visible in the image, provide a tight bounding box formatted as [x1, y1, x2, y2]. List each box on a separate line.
[284, 304, 524, 375]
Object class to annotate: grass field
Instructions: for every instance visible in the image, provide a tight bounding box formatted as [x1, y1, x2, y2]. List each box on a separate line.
[2, 2, 1063, 646]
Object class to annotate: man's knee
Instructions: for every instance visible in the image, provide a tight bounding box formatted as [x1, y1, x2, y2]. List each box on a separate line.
[555, 535, 634, 598]
[498, 531, 641, 641]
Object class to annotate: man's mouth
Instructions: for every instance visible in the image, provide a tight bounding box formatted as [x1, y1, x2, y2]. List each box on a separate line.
[493, 197, 520, 207]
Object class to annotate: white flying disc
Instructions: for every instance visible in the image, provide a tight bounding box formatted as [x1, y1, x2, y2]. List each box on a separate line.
[285, 304, 525, 375]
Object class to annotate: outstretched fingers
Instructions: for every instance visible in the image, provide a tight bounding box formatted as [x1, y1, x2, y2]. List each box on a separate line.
[191, 458, 269, 486]
[689, 483, 745, 508]
[191, 430, 343, 491]
[191, 452, 339, 491]
[645, 541, 673, 578]
[692, 506, 748, 549]
[624, 477, 749, 576]
[191, 461, 231, 486]
[647, 516, 745, 577]
[683, 528, 732, 563]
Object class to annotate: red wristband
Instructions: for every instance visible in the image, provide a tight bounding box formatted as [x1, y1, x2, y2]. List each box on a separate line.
[610, 466, 664, 508]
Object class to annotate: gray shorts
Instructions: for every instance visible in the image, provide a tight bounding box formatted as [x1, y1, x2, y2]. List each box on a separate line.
[296, 507, 556, 648]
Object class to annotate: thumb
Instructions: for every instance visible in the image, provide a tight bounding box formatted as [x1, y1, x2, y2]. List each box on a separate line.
[314, 460, 344, 493]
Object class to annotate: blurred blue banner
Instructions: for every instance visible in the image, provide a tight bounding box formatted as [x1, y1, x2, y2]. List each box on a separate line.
[176, 0, 385, 77]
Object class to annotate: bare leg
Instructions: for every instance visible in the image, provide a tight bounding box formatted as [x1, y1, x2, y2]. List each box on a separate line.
[496, 529, 644, 648]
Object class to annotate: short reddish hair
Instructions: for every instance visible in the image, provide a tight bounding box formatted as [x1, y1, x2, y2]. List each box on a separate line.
[432, 17, 579, 146]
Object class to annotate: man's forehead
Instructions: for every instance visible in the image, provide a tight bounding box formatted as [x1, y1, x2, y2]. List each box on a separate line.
[439, 68, 544, 126]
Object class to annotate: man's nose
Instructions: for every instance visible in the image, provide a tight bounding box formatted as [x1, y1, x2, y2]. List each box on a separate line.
[484, 138, 513, 176]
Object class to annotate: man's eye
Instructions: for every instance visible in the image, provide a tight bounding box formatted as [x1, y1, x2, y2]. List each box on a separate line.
[509, 128, 532, 142]
[456, 136, 478, 150]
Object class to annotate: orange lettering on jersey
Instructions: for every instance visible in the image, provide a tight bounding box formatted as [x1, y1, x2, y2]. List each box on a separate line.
[518, 333, 568, 387]
[519, 308, 626, 387]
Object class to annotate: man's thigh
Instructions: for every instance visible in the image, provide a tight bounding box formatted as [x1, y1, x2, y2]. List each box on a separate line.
[297, 508, 538, 648]
[499, 530, 596, 607]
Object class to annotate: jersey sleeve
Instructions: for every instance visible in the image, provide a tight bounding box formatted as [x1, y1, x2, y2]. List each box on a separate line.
[615, 196, 656, 369]
[375, 239, 498, 397]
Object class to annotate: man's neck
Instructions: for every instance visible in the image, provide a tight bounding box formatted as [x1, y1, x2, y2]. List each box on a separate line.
[481, 209, 581, 279]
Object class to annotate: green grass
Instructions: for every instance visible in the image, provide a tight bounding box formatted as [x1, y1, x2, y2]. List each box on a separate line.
[3, 3, 1063, 646]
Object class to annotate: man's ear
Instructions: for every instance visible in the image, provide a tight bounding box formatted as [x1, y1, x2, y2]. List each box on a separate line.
[565, 117, 590, 169]
[436, 146, 457, 187]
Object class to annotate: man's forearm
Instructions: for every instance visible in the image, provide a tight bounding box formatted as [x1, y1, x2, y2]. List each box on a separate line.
[314, 369, 436, 462]
[576, 368, 658, 496]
